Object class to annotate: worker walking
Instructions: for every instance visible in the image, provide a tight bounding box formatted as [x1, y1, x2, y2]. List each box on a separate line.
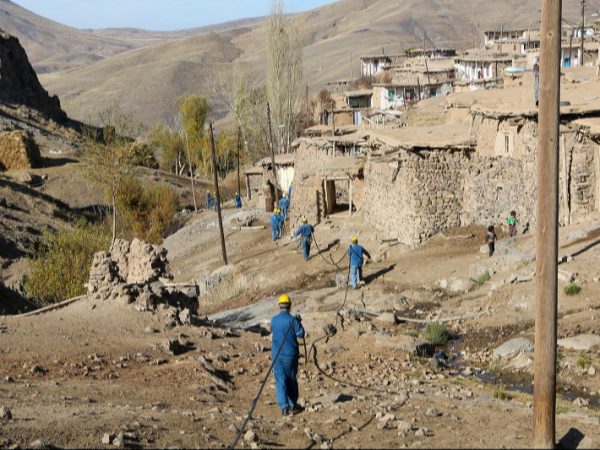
[271, 294, 305, 416]
[276, 208, 285, 239]
[235, 192, 242, 209]
[347, 236, 371, 289]
[271, 209, 281, 241]
[293, 218, 314, 261]
[214, 192, 219, 212]
[279, 194, 289, 220]
[206, 190, 212, 209]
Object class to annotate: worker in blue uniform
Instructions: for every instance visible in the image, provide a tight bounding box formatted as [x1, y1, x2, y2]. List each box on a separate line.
[213, 192, 219, 212]
[271, 209, 281, 241]
[347, 236, 372, 289]
[276, 208, 285, 238]
[205, 190, 212, 209]
[279, 194, 289, 220]
[235, 192, 242, 209]
[293, 218, 314, 261]
[271, 294, 305, 416]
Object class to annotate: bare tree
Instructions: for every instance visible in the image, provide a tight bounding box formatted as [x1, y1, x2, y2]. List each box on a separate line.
[82, 105, 139, 245]
[267, 0, 305, 154]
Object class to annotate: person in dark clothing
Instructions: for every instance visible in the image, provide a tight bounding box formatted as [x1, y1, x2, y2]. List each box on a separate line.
[235, 192, 242, 209]
[486, 225, 497, 257]
[271, 294, 305, 416]
[347, 236, 371, 289]
[205, 190, 212, 209]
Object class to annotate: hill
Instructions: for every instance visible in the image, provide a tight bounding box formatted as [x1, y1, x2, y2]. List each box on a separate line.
[12, 0, 586, 126]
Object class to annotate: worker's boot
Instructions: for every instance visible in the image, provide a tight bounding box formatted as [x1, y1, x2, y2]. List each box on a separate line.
[282, 408, 290, 416]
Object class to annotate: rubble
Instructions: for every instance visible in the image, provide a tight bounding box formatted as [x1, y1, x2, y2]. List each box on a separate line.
[87, 238, 198, 318]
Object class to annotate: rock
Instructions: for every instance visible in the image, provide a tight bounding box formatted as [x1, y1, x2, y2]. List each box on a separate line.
[588, 366, 596, 376]
[375, 334, 435, 357]
[448, 278, 475, 294]
[506, 352, 533, 370]
[329, 393, 354, 404]
[374, 312, 397, 326]
[397, 420, 412, 433]
[415, 428, 432, 437]
[112, 433, 124, 447]
[244, 430, 257, 442]
[468, 264, 491, 281]
[558, 269, 577, 283]
[558, 334, 600, 351]
[101, 433, 115, 445]
[166, 338, 193, 356]
[179, 308, 191, 325]
[3, 376, 14, 383]
[15, 171, 42, 186]
[493, 338, 533, 359]
[426, 407, 441, 417]
[573, 397, 590, 407]
[30, 364, 46, 374]
[0, 406, 12, 421]
[333, 272, 349, 288]
[144, 327, 158, 334]
[28, 440, 50, 449]
[375, 334, 434, 357]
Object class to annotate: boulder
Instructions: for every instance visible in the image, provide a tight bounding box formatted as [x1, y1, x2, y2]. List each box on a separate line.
[448, 278, 475, 294]
[375, 334, 435, 357]
[493, 337, 533, 359]
[558, 334, 600, 351]
[374, 312, 398, 326]
[0, 131, 41, 172]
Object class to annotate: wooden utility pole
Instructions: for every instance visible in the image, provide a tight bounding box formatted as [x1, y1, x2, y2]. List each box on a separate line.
[236, 127, 241, 196]
[209, 122, 228, 266]
[581, 0, 586, 66]
[266, 102, 279, 205]
[331, 109, 336, 155]
[533, 0, 562, 447]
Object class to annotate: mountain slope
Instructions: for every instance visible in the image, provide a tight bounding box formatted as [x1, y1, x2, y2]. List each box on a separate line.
[37, 0, 583, 126]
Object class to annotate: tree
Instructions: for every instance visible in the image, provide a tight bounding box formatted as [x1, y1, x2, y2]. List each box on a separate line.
[148, 122, 186, 175]
[267, 0, 305, 154]
[82, 106, 139, 245]
[177, 94, 209, 212]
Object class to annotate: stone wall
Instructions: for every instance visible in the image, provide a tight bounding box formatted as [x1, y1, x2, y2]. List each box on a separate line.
[364, 116, 599, 245]
[0, 131, 41, 171]
[365, 149, 466, 244]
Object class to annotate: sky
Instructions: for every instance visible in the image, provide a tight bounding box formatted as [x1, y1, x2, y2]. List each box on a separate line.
[12, 0, 337, 31]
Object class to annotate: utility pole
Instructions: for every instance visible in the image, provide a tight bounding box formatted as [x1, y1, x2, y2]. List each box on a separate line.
[266, 102, 279, 205]
[533, 0, 561, 446]
[236, 126, 241, 196]
[209, 122, 228, 266]
[581, 0, 586, 66]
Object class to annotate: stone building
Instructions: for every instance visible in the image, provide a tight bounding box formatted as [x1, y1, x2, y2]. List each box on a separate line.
[291, 75, 600, 246]
[245, 154, 295, 212]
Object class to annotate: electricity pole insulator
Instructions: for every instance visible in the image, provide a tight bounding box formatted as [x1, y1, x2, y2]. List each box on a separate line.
[533, 0, 562, 447]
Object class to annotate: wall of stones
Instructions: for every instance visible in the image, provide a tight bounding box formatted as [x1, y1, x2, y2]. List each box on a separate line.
[0, 130, 40, 171]
[365, 149, 466, 245]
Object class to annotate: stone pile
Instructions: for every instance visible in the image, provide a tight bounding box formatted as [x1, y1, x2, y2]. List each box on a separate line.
[87, 238, 198, 318]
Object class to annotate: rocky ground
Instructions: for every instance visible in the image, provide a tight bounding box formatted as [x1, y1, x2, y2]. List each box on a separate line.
[1, 199, 600, 449]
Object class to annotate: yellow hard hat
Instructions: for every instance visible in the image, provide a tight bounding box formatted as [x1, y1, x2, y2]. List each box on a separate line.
[302, 217, 308, 223]
[351, 236, 358, 243]
[278, 294, 291, 305]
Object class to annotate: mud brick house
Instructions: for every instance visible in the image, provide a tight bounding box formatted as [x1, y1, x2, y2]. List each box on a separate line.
[291, 74, 600, 246]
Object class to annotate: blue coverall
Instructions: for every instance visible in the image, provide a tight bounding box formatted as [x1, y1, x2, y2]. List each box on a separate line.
[214, 195, 219, 212]
[294, 223, 314, 261]
[235, 194, 242, 209]
[347, 243, 371, 289]
[271, 311, 305, 413]
[270, 213, 281, 241]
[279, 197, 289, 220]
[206, 192, 212, 209]
[276, 212, 284, 238]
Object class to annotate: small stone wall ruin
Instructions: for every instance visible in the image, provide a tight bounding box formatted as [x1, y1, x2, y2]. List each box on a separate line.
[88, 238, 198, 323]
[0, 130, 41, 171]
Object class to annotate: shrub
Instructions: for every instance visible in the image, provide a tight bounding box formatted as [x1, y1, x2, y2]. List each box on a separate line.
[493, 388, 513, 401]
[477, 271, 492, 286]
[116, 177, 179, 244]
[24, 221, 110, 305]
[564, 283, 581, 296]
[420, 322, 449, 345]
[576, 354, 591, 369]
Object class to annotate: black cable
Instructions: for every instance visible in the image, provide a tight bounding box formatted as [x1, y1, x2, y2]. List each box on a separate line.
[229, 318, 296, 449]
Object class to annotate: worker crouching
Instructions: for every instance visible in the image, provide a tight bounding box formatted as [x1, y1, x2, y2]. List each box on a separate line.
[271, 294, 305, 416]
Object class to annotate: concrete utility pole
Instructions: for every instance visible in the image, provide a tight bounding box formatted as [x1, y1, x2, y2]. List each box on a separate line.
[266, 102, 279, 205]
[533, 0, 562, 447]
[581, 0, 586, 66]
[209, 122, 228, 266]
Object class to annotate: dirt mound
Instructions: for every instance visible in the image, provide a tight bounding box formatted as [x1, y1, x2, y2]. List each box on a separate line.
[0, 131, 41, 171]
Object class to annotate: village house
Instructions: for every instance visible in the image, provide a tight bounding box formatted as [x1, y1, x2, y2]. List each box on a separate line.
[290, 71, 600, 246]
[360, 54, 404, 77]
[454, 51, 513, 89]
[244, 154, 295, 212]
